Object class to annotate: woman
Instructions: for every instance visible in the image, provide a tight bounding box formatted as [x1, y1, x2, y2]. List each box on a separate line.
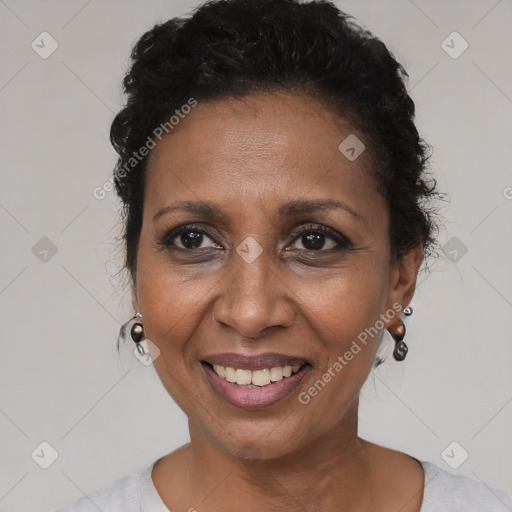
[54, 0, 512, 510]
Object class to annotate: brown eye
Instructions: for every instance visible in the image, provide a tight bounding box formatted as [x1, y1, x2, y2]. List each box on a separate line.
[288, 224, 349, 252]
[161, 225, 222, 250]
[291, 232, 337, 251]
[176, 230, 209, 249]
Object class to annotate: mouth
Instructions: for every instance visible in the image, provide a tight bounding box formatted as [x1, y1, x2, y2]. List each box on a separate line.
[202, 360, 305, 386]
[200, 352, 312, 409]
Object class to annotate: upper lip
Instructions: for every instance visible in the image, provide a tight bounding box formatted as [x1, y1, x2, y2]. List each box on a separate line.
[202, 352, 308, 370]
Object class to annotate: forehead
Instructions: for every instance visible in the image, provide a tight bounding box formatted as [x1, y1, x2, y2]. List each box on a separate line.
[144, 91, 382, 220]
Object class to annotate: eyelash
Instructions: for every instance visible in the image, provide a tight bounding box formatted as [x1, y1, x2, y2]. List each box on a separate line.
[159, 222, 351, 253]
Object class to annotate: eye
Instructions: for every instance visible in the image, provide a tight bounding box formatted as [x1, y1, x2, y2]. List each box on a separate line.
[288, 224, 349, 251]
[161, 224, 222, 250]
[159, 223, 350, 253]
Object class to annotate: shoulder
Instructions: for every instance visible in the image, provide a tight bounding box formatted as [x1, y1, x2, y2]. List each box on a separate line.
[52, 463, 152, 512]
[420, 460, 512, 511]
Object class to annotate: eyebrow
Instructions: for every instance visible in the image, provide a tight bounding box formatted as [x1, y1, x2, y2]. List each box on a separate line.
[279, 199, 364, 222]
[153, 198, 364, 223]
[153, 201, 225, 222]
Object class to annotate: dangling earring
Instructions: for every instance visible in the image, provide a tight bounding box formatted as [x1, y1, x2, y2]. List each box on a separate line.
[130, 312, 145, 356]
[389, 306, 413, 361]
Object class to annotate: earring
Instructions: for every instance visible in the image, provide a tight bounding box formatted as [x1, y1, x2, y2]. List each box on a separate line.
[389, 306, 413, 361]
[130, 312, 146, 356]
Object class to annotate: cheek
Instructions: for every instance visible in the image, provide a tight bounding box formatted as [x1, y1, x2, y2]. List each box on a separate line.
[137, 264, 210, 353]
[297, 256, 390, 407]
[136, 257, 209, 413]
[299, 254, 389, 341]
[295, 287, 387, 424]
[134, 241, 225, 391]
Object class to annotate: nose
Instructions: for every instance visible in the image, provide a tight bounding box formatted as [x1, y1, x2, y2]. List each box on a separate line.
[212, 249, 295, 338]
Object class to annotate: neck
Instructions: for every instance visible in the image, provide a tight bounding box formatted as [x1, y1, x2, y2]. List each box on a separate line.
[181, 405, 374, 511]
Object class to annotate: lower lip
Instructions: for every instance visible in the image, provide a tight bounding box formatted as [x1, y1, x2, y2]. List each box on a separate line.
[201, 363, 311, 409]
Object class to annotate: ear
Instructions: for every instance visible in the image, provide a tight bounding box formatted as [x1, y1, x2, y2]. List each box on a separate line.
[384, 241, 424, 324]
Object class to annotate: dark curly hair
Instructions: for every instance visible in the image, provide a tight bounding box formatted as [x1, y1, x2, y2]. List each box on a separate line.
[110, 0, 443, 282]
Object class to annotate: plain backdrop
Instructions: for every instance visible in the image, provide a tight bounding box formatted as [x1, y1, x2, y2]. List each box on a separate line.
[0, 0, 511, 510]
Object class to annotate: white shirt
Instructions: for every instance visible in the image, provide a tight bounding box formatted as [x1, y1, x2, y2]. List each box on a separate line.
[53, 457, 512, 511]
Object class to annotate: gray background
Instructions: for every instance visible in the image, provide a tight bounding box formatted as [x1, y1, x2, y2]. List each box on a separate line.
[0, 0, 511, 510]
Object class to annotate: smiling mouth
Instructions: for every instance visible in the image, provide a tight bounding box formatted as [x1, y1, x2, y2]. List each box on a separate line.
[201, 361, 309, 387]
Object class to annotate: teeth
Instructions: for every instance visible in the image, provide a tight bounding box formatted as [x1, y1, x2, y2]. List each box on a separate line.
[209, 363, 304, 386]
[213, 364, 225, 378]
[224, 367, 236, 383]
[269, 367, 283, 382]
[235, 369, 252, 386]
[252, 369, 270, 386]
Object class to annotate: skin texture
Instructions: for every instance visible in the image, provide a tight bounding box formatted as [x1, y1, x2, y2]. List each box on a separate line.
[131, 91, 425, 511]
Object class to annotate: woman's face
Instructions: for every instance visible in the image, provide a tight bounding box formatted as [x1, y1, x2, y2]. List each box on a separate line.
[133, 91, 421, 459]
